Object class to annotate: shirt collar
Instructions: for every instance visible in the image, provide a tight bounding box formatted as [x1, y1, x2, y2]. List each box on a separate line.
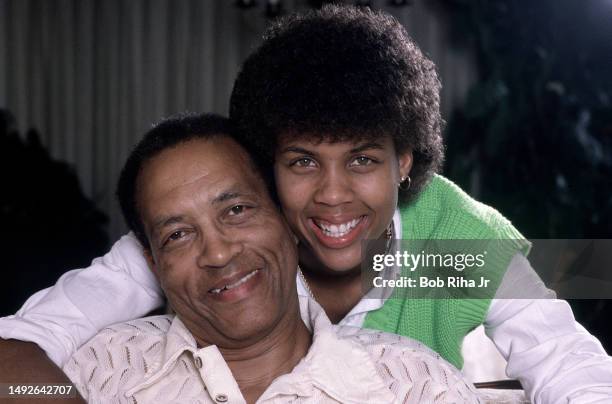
[260, 298, 395, 403]
[127, 298, 394, 403]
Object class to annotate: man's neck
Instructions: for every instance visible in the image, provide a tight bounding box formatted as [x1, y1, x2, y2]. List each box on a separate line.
[218, 309, 311, 404]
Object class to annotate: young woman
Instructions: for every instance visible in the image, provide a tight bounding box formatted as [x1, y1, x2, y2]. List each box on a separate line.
[2, 5, 611, 402]
[228, 4, 533, 373]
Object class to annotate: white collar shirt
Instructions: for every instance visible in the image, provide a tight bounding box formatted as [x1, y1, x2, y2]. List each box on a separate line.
[296, 211, 404, 328]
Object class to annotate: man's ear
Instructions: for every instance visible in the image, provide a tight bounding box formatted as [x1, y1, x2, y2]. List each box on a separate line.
[398, 149, 413, 179]
[279, 214, 300, 245]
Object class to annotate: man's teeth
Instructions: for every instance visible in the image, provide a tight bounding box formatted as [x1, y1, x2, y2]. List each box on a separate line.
[210, 269, 259, 294]
[317, 217, 362, 238]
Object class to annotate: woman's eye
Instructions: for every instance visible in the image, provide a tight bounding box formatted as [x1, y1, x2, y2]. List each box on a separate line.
[291, 157, 316, 168]
[349, 156, 375, 166]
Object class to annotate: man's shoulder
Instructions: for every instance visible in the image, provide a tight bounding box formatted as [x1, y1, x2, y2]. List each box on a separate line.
[334, 325, 441, 358]
[63, 315, 174, 400]
[99, 315, 174, 337]
[66, 314, 173, 367]
[79, 315, 173, 349]
[333, 325, 481, 402]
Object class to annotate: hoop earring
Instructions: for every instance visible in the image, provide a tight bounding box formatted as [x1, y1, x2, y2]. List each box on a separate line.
[398, 176, 411, 191]
[386, 223, 393, 239]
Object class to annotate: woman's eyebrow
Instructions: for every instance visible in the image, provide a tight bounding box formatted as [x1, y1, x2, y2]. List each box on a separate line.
[278, 146, 316, 156]
[350, 142, 385, 153]
[278, 142, 384, 155]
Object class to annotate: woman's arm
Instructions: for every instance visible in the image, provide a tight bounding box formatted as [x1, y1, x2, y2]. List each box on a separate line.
[0, 233, 163, 367]
[485, 253, 612, 403]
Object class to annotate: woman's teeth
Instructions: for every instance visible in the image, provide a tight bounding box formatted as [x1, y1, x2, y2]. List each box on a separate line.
[209, 269, 259, 294]
[316, 217, 362, 238]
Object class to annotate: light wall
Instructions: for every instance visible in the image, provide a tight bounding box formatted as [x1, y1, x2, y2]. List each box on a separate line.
[0, 0, 476, 240]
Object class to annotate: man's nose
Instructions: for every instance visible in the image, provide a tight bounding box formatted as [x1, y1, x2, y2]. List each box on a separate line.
[313, 168, 354, 206]
[196, 230, 243, 269]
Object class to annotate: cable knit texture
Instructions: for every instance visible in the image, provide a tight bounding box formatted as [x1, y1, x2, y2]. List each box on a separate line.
[363, 175, 529, 369]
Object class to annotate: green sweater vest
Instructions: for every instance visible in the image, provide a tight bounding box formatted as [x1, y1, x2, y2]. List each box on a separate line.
[362, 175, 529, 369]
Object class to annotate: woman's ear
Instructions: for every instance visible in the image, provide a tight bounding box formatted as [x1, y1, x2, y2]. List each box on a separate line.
[398, 149, 413, 179]
[144, 248, 159, 277]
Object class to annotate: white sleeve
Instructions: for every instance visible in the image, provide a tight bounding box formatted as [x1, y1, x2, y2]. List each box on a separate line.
[485, 253, 612, 403]
[0, 233, 164, 367]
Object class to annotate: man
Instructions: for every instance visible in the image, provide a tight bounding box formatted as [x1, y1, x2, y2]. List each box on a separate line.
[62, 113, 481, 403]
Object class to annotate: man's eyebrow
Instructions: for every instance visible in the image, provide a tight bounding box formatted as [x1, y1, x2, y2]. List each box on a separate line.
[349, 141, 385, 153]
[152, 215, 185, 231]
[212, 191, 243, 205]
[150, 191, 249, 231]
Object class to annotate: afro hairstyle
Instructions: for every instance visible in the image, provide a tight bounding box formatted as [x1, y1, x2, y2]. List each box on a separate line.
[230, 4, 444, 204]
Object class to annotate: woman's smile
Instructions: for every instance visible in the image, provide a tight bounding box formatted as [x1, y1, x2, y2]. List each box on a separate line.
[308, 215, 369, 249]
[275, 135, 412, 274]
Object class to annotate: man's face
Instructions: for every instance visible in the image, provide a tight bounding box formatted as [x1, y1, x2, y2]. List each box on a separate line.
[137, 136, 298, 348]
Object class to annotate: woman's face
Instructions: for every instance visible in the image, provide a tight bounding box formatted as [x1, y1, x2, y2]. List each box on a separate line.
[274, 135, 412, 275]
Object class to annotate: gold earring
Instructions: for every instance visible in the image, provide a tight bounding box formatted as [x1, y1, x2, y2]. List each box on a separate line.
[398, 176, 411, 191]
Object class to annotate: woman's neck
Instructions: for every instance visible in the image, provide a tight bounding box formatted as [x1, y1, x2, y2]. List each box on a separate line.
[299, 264, 364, 323]
[297, 225, 391, 323]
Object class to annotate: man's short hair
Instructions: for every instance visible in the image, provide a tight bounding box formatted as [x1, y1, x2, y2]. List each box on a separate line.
[116, 113, 234, 248]
[230, 4, 444, 203]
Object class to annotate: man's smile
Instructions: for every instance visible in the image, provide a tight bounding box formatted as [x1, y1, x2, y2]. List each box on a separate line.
[207, 268, 264, 302]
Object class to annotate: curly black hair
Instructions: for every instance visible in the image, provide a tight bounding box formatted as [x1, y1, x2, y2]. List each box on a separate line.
[230, 4, 444, 204]
[116, 113, 237, 249]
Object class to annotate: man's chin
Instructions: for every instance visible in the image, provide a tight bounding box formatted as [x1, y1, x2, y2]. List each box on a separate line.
[212, 310, 285, 349]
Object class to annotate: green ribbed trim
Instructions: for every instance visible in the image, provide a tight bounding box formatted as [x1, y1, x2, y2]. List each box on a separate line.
[363, 175, 529, 369]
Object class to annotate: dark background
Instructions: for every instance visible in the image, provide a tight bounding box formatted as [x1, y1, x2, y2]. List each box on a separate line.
[1, 0, 611, 351]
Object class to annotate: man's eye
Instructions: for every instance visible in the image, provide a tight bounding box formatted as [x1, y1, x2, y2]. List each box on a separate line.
[164, 230, 186, 245]
[169, 230, 184, 240]
[229, 205, 247, 216]
[349, 156, 375, 166]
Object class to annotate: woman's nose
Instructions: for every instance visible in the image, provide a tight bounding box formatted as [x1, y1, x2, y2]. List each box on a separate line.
[312, 169, 354, 206]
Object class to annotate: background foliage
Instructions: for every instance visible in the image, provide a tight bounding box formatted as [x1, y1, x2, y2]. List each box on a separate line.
[0, 110, 109, 315]
[441, 0, 612, 350]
